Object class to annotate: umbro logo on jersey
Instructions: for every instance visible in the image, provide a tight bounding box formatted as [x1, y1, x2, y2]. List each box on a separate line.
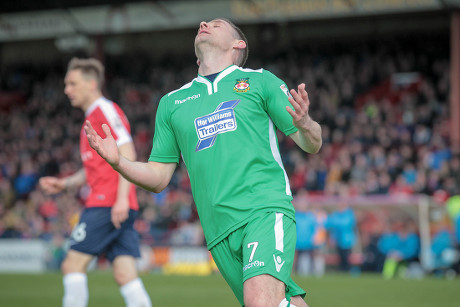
[273, 254, 285, 272]
[175, 94, 200, 104]
[234, 78, 250, 92]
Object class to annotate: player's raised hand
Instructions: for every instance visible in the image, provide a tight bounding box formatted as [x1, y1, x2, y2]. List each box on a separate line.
[84, 120, 120, 167]
[39, 176, 65, 195]
[286, 83, 314, 130]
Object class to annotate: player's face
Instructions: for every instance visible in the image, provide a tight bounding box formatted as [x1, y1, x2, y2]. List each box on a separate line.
[194, 19, 237, 53]
[64, 69, 93, 110]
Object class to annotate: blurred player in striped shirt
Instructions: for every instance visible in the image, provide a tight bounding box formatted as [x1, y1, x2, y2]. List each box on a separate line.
[40, 58, 151, 307]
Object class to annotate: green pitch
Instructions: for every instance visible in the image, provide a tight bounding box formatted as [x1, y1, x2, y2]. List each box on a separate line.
[0, 272, 458, 306]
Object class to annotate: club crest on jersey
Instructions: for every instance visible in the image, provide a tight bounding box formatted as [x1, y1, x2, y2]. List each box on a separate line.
[194, 100, 240, 152]
[234, 78, 250, 92]
[280, 84, 292, 98]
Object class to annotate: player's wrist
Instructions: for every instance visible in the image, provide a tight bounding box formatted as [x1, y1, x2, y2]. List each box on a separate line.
[110, 154, 124, 171]
[63, 177, 70, 189]
[298, 116, 314, 131]
[110, 159, 121, 171]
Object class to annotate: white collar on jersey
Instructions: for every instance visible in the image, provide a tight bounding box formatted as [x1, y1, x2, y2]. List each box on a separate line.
[85, 96, 109, 116]
[195, 65, 239, 95]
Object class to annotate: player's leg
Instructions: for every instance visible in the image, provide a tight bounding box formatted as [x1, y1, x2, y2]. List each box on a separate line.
[62, 208, 100, 307]
[108, 209, 152, 307]
[242, 212, 307, 307]
[113, 255, 151, 307]
[243, 274, 285, 306]
[112, 255, 139, 285]
[210, 228, 246, 306]
[290, 295, 309, 307]
[62, 207, 123, 307]
[61, 250, 93, 307]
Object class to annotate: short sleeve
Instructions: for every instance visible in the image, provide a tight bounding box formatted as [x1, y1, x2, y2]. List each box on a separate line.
[149, 95, 180, 163]
[262, 70, 298, 136]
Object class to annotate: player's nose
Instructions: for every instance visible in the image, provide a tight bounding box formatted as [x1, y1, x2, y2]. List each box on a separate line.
[199, 21, 209, 30]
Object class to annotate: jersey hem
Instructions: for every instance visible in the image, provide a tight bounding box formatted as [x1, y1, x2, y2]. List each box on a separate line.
[148, 156, 179, 164]
[206, 207, 296, 250]
[284, 126, 298, 136]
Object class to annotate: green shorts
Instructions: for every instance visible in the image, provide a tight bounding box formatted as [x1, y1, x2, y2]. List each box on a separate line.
[210, 211, 306, 306]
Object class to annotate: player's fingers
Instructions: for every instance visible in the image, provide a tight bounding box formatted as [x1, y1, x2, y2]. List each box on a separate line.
[112, 216, 121, 229]
[102, 124, 112, 138]
[286, 106, 300, 121]
[84, 123, 98, 146]
[290, 88, 302, 105]
[288, 94, 301, 113]
[290, 88, 308, 114]
[298, 83, 307, 98]
[84, 120, 95, 135]
[38, 177, 48, 187]
[298, 84, 309, 102]
[40, 177, 56, 189]
[296, 83, 309, 112]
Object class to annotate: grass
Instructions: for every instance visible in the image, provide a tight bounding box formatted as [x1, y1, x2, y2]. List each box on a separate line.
[0, 272, 459, 306]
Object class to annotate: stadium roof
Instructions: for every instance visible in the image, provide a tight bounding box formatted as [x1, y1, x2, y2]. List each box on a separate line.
[0, 0, 197, 14]
[3, 0, 459, 14]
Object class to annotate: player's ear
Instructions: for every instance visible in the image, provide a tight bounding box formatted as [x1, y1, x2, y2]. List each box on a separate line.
[196, 59, 200, 66]
[235, 40, 246, 50]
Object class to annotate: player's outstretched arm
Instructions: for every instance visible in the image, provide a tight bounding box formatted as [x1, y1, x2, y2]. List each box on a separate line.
[39, 169, 86, 195]
[286, 83, 322, 154]
[39, 176, 65, 195]
[84, 120, 176, 193]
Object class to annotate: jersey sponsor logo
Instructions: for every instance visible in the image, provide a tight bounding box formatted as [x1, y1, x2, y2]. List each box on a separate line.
[280, 84, 292, 98]
[243, 260, 265, 272]
[234, 78, 250, 92]
[175, 94, 201, 104]
[273, 254, 285, 272]
[194, 99, 240, 151]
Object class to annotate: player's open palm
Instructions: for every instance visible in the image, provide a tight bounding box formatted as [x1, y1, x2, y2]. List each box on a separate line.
[286, 83, 313, 130]
[84, 120, 120, 167]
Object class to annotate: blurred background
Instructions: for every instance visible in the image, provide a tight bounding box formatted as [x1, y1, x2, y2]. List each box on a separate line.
[1, 0, 460, 299]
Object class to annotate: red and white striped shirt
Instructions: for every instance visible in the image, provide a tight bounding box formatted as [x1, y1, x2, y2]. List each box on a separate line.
[80, 97, 138, 210]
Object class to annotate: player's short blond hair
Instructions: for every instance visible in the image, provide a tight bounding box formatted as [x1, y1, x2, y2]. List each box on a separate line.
[67, 57, 105, 89]
[218, 18, 249, 67]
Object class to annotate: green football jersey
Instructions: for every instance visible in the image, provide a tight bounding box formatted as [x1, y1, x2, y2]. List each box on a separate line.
[149, 65, 299, 249]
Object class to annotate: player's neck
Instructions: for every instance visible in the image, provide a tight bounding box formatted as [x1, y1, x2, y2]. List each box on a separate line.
[198, 53, 233, 76]
[82, 93, 103, 112]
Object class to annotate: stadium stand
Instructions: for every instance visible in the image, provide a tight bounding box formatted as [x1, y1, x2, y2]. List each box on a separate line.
[0, 2, 459, 275]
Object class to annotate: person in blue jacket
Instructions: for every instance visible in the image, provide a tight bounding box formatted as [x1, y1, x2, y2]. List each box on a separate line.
[327, 202, 357, 272]
[382, 218, 420, 279]
[428, 225, 457, 275]
[376, 220, 400, 272]
[294, 201, 317, 275]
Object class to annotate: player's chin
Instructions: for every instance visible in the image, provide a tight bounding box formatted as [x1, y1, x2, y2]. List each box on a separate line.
[69, 99, 79, 107]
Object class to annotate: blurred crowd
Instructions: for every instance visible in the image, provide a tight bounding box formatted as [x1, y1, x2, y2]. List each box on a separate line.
[1, 32, 459, 274]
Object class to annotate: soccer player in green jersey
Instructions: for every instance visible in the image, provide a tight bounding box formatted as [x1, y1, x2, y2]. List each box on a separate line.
[84, 18, 322, 307]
